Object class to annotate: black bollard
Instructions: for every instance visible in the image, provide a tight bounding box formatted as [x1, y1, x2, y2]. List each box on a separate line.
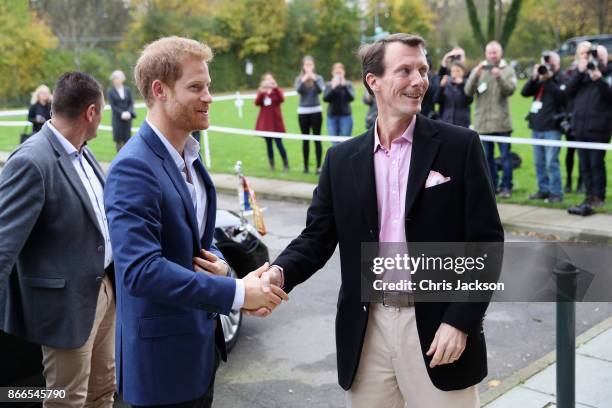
[553, 260, 579, 408]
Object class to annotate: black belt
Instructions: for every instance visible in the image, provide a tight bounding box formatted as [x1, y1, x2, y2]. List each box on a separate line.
[382, 291, 415, 308]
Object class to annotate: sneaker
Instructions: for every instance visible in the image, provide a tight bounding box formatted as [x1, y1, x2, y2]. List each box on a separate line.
[529, 191, 549, 200]
[544, 195, 563, 203]
[499, 188, 512, 199]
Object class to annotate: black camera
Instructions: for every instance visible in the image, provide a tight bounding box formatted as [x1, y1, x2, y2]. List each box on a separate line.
[448, 54, 461, 62]
[537, 65, 550, 75]
[587, 45, 599, 71]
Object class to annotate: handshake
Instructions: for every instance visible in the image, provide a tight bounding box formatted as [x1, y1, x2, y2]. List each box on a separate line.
[193, 250, 287, 317]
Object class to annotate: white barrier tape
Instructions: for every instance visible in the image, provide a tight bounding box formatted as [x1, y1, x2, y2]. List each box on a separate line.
[0, 91, 299, 118]
[2, 121, 609, 150]
[479, 134, 612, 151]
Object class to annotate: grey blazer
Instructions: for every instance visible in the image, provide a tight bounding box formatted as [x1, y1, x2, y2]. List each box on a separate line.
[0, 123, 111, 349]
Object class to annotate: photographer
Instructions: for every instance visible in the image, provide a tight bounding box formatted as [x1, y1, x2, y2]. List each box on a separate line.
[465, 41, 518, 198]
[566, 44, 612, 215]
[562, 41, 591, 194]
[521, 51, 566, 203]
[438, 47, 467, 77]
[434, 61, 473, 128]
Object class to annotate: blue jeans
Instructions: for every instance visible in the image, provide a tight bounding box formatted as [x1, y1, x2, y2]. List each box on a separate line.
[483, 132, 513, 190]
[532, 130, 562, 197]
[327, 115, 353, 145]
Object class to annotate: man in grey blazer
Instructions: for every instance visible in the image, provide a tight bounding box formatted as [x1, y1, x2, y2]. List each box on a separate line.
[0, 72, 115, 407]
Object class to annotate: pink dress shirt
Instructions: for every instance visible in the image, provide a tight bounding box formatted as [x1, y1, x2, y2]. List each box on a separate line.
[374, 117, 415, 244]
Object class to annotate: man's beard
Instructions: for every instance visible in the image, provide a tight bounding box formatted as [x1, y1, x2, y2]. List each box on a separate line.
[168, 98, 207, 132]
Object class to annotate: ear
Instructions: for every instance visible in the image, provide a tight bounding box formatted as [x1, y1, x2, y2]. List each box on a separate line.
[85, 104, 97, 122]
[365, 72, 379, 94]
[151, 79, 167, 102]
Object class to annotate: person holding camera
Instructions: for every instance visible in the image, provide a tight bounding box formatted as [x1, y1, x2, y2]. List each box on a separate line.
[434, 61, 473, 128]
[465, 41, 518, 198]
[521, 51, 566, 203]
[561, 41, 592, 194]
[255, 72, 289, 171]
[439, 47, 468, 77]
[567, 44, 612, 215]
[323, 62, 354, 145]
[295, 55, 325, 174]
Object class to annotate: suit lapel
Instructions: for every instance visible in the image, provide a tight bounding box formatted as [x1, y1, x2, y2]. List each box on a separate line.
[44, 127, 103, 236]
[404, 115, 441, 217]
[140, 123, 201, 250]
[350, 128, 378, 235]
[83, 148, 105, 187]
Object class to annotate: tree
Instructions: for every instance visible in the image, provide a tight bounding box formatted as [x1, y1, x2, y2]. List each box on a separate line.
[0, 1, 57, 105]
[31, 0, 132, 68]
[465, 0, 523, 49]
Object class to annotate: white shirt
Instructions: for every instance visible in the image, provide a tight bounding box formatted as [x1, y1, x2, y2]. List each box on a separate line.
[115, 86, 125, 100]
[48, 123, 113, 269]
[147, 119, 245, 310]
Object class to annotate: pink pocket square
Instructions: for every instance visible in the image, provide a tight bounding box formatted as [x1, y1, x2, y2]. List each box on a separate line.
[425, 170, 451, 188]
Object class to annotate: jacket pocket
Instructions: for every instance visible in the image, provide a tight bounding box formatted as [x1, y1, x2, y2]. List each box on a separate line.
[139, 314, 200, 339]
[22, 276, 66, 289]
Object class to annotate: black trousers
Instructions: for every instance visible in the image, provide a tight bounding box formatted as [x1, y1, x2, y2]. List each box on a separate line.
[578, 148, 607, 199]
[132, 347, 220, 408]
[298, 112, 322, 170]
[564, 132, 582, 187]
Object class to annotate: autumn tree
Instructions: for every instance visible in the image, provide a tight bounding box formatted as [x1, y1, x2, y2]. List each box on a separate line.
[0, 1, 57, 105]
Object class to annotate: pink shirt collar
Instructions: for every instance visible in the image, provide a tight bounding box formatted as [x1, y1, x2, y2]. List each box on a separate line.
[373, 115, 416, 152]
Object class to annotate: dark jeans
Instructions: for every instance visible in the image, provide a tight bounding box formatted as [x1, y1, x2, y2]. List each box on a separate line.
[298, 112, 323, 170]
[483, 132, 513, 190]
[264, 137, 288, 163]
[578, 148, 607, 199]
[132, 347, 220, 408]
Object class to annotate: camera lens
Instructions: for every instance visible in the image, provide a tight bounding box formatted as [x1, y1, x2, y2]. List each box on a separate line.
[537, 65, 548, 75]
[586, 61, 595, 70]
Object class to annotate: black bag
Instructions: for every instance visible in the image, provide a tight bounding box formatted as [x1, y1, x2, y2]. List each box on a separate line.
[19, 125, 32, 144]
[495, 151, 522, 171]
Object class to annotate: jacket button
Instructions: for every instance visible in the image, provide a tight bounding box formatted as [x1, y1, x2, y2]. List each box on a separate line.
[363, 305, 367, 312]
[97, 245, 104, 253]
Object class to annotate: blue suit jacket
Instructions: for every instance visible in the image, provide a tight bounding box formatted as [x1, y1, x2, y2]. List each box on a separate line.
[104, 122, 236, 406]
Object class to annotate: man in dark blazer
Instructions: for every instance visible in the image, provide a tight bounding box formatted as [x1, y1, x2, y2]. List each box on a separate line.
[108, 70, 136, 152]
[104, 36, 287, 408]
[0, 72, 116, 406]
[262, 34, 503, 407]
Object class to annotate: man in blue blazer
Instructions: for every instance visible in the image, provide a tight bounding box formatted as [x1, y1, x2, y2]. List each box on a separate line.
[104, 36, 287, 408]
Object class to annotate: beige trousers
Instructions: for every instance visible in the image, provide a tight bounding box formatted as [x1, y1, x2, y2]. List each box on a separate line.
[346, 303, 479, 408]
[41, 275, 116, 408]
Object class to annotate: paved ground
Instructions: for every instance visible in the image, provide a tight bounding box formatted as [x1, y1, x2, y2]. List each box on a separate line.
[2, 151, 611, 407]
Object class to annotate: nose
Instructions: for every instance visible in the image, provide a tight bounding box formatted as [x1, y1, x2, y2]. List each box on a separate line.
[201, 89, 213, 104]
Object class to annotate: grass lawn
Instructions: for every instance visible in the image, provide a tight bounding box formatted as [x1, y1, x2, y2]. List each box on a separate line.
[1, 80, 611, 213]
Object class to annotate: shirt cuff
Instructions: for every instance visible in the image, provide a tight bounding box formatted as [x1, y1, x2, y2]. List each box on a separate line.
[271, 265, 285, 289]
[232, 278, 245, 310]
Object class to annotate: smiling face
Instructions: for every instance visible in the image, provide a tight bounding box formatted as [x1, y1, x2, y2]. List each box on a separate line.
[367, 41, 429, 120]
[163, 57, 212, 132]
